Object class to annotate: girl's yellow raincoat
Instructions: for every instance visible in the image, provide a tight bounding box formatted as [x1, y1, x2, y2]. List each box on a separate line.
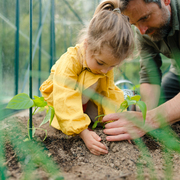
[40, 43, 124, 136]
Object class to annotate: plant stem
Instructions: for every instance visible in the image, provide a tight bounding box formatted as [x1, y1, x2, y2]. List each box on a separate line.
[32, 107, 38, 116]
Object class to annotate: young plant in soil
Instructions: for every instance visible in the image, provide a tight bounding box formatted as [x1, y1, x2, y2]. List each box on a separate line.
[6, 93, 55, 141]
[92, 95, 147, 130]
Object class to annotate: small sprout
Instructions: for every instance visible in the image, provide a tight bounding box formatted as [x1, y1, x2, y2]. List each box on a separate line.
[39, 105, 55, 127]
[6, 93, 55, 141]
[136, 101, 147, 123]
[92, 95, 147, 130]
[92, 114, 105, 130]
[117, 95, 147, 123]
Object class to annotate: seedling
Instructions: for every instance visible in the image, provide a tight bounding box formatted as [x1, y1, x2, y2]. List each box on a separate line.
[92, 95, 147, 130]
[92, 114, 105, 130]
[6, 93, 55, 141]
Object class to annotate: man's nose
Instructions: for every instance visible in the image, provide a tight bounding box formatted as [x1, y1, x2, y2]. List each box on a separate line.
[137, 24, 148, 35]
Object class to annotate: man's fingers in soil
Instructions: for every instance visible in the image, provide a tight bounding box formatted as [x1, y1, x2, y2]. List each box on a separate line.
[104, 119, 128, 129]
[106, 133, 131, 142]
[103, 127, 127, 135]
[126, 127, 145, 139]
[102, 113, 119, 122]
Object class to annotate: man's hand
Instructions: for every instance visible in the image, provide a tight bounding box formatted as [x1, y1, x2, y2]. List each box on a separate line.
[102, 111, 159, 141]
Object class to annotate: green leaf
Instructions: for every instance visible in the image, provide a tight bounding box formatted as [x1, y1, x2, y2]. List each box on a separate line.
[92, 121, 100, 130]
[36, 107, 46, 113]
[126, 98, 136, 106]
[6, 93, 34, 109]
[131, 84, 140, 91]
[39, 106, 55, 127]
[32, 126, 36, 137]
[119, 100, 128, 111]
[39, 112, 50, 127]
[136, 101, 147, 123]
[33, 127, 48, 141]
[33, 96, 47, 107]
[95, 114, 105, 121]
[49, 106, 55, 125]
[92, 114, 105, 130]
[130, 95, 141, 101]
[126, 96, 131, 101]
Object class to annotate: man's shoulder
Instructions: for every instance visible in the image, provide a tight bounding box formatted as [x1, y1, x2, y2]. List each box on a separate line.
[172, 0, 180, 20]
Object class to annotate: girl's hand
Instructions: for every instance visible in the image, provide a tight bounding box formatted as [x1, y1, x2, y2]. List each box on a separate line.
[79, 129, 108, 156]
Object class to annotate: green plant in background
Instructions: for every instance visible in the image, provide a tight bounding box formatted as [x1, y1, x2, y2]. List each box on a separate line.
[92, 95, 147, 130]
[6, 93, 55, 141]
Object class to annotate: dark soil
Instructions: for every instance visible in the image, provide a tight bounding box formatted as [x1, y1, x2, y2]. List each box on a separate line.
[2, 111, 180, 180]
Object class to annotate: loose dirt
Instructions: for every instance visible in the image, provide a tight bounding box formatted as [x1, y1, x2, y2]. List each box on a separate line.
[2, 111, 180, 180]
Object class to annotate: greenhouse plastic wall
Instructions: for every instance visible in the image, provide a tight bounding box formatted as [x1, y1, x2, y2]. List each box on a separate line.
[0, 0, 101, 120]
[0, 0, 171, 120]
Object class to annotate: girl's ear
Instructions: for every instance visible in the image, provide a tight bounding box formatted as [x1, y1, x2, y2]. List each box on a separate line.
[84, 39, 88, 50]
[163, 0, 170, 6]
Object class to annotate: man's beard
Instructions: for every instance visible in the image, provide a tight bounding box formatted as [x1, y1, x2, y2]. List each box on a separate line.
[146, 9, 171, 42]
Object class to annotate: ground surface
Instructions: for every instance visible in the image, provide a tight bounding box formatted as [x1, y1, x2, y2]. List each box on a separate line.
[2, 111, 180, 180]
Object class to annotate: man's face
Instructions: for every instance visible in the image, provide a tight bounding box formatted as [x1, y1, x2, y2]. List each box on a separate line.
[123, 0, 171, 41]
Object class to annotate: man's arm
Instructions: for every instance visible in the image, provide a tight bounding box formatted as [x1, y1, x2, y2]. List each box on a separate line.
[150, 93, 180, 125]
[140, 83, 161, 110]
[136, 30, 163, 109]
[102, 93, 180, 141]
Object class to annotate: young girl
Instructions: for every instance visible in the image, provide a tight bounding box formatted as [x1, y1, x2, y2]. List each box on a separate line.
[40, 8, 134, 156]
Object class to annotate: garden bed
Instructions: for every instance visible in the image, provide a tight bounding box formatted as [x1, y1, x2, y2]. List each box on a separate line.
[2, 111, 180, 180]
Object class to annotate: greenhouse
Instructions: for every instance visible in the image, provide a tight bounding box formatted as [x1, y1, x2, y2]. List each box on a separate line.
[1, 0, 180, 180]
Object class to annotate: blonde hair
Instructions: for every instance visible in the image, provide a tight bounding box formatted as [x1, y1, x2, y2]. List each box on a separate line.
[78, 8, 134, 61]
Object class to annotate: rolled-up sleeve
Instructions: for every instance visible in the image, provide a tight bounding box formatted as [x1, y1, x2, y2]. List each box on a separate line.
[136, 31, 162, 85]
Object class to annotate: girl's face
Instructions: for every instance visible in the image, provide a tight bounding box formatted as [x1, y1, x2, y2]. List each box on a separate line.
[85, 44, 121, 74]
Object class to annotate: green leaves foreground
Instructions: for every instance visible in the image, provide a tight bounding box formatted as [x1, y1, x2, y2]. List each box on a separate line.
[6, 93, 55, 140]
[6, 93, 147, 139]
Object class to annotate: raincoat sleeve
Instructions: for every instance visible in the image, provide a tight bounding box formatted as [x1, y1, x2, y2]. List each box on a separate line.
[40, 48, 91, 136]
[95, 70, 125, 116]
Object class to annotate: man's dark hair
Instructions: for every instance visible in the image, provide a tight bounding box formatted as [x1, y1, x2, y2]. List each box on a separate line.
[120, 0, 161, 12]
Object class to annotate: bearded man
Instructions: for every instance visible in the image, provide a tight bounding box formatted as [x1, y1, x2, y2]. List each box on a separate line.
[95, 0, 180, 142]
